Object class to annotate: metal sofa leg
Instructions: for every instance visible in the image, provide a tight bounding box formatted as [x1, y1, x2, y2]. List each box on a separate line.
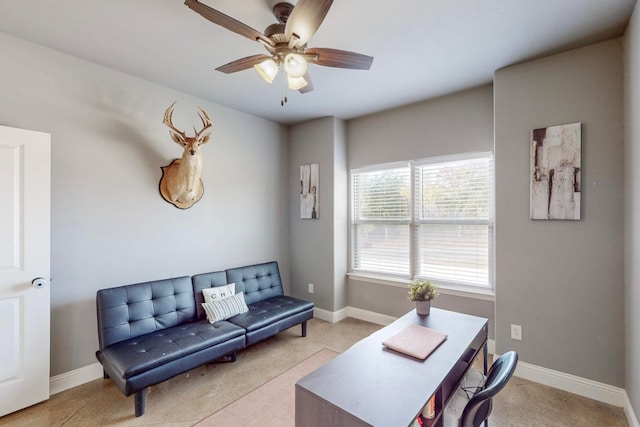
[209, 352, 237, 364]
[301, 321, 307, 337]
[134, 388, 147, 417]
[218, 352, 237, 363]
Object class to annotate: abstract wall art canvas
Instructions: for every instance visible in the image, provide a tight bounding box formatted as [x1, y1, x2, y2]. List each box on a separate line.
[300, 163, 319, 219]
[530, 122, 581, 220]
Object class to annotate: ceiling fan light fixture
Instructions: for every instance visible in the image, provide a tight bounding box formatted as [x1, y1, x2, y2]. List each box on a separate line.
[287, 74, 308, 90]
[283, 53, 307, 78]
[254, 58, 279, 84]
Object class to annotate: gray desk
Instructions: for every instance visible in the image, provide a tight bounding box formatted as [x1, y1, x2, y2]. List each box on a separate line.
[295, 308, 488, 427]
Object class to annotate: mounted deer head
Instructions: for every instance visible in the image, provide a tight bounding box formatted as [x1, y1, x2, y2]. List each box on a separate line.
[159, 102, 213, 209]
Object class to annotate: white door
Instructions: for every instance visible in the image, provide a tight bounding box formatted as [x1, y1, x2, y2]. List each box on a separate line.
[0, 125, 51, 416]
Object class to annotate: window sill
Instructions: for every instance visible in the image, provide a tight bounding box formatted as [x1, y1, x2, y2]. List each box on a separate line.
[346, 272, 495, 302]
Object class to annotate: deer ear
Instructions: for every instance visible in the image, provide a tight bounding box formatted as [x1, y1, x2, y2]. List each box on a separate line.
[170, 131, 185, 145]
[199, 133, 211, 145]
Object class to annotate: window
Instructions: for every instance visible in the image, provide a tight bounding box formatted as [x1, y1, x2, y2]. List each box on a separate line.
[351, 152, 494, 291]
[351, 163, 411, 276]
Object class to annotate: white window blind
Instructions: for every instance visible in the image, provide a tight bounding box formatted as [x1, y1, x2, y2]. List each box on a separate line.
[351, 164, 411, 277]
[414, 154, 494, 287]
[350, 152, 494, 290]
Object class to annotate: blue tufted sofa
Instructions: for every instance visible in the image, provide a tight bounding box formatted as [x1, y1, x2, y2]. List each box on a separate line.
[95, 261, 314, 417]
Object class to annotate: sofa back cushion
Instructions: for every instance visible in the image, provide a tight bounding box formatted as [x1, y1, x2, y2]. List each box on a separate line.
[225, 261, 284, 305]
[96, 276, 195, 348]
[191, 271, 228, 320]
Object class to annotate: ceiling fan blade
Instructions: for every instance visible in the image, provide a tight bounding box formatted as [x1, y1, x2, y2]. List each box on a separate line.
[184, 0, 274, 47]
[216, 54, 272, 74]
[299, 72, 314, 94]
[285, 0, 333, 48]
[306, 48, 374, 70]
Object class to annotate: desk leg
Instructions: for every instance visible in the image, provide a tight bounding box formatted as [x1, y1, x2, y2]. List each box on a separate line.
[483, 342, 488, 375]
[483, 342, 488, 427]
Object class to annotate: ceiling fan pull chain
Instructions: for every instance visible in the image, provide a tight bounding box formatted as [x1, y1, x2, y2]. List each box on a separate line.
[281, 72, 288, 106]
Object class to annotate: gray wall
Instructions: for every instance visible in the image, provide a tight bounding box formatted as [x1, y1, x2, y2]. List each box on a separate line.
[494, 39, 625, 386]
[345, 85, 496, 337]
[288, 117, 348, 311]
[624, 3, 640, 416]
[0, 33, 289, 376]
[332, 119, 349, 310]
[347, 85, 494, 169]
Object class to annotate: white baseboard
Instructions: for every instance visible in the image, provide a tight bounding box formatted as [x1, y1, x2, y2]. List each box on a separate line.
[314, 306, 398, 325]
[513, 360, 626, 407]
[49, 362, 103, 395]
[345, 306, 397, 326]
[313, 306, 347, 323]
[624, 391, 640, 427]
[515, 362, 640, 425]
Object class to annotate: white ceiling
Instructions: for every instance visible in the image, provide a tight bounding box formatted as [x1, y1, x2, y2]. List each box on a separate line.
[0, 0, 636, 125]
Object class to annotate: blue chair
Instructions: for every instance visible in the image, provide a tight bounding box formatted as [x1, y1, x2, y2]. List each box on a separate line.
[444, 351, 519, 427]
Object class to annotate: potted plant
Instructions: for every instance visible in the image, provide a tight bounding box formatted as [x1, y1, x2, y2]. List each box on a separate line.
[408, 279, 439, 315]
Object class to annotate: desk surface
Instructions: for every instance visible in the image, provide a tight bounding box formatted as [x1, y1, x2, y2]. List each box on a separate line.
[295, 308, 488, 427]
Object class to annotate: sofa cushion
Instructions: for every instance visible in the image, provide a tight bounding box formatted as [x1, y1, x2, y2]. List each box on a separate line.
[225, 261, 284, 305]
[97, 320, 245, 379]
[227, 295, 314, 332]
[96, 277, 196, 348]
[202, 292, 249, 323]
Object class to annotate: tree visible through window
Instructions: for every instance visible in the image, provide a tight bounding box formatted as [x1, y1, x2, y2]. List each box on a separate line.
[351, 153, 494, 290]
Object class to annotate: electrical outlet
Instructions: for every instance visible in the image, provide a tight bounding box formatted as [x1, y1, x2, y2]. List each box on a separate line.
[511, 324, 522, 341]
[308, 283, 314, 294]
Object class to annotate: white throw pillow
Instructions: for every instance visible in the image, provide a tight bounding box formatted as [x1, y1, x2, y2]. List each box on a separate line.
[202, 292, 249, 323]
[202, 283, 235, 303]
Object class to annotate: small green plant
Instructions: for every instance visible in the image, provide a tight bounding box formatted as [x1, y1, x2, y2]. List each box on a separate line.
[407, 279, 439, 302]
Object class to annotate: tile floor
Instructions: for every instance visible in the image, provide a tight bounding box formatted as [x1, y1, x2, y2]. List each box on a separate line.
[0, 317, 629, 426]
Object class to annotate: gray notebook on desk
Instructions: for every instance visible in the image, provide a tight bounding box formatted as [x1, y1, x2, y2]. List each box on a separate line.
[382, 324, 448, 360]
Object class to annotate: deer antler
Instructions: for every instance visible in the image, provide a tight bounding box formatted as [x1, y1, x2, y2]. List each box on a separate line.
[163, 101, 187, 139]
[194, 107, 213, 139]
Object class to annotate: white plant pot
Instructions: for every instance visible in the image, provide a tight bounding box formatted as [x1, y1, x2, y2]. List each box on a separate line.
[415, 300, 431, 316]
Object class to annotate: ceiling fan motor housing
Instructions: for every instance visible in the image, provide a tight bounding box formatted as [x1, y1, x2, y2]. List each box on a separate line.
[265, 23, 287, 39]
[265, 2, 296, 45]
[272, 2, 295, 23]
[268, 0, 297, 18]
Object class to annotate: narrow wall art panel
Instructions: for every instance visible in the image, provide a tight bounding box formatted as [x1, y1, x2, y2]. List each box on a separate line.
[300, 163, 319, 219]
[530, 122, 581, 220]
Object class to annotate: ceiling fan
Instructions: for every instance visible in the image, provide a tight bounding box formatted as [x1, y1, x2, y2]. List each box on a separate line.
[184, 0, 373, 99]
